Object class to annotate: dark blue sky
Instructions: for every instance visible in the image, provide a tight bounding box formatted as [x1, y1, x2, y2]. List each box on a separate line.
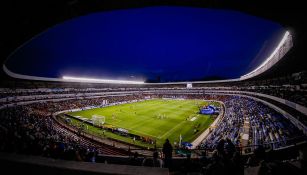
[5, 6, 284, 82]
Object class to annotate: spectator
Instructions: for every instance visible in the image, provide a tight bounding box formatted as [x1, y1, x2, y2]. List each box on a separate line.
[216, 139, 225, 157]
[162, 139, 173, 168]
[225, 138, 236, 158]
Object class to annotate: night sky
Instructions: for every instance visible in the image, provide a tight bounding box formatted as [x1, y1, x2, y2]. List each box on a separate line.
[5, 6, 285, 82]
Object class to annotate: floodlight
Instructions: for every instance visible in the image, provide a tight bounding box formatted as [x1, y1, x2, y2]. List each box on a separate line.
[62, 76, 144, 84]
[240, 31, 292, 80]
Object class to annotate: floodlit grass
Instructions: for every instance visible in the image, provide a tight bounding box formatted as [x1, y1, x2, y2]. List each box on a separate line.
[66, 99, 217, 147]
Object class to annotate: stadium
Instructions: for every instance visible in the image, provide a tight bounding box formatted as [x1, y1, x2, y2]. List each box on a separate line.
[0, 0, 306, 175]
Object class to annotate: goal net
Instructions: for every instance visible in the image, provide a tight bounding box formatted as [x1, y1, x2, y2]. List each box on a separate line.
[92, 115, 105, 127]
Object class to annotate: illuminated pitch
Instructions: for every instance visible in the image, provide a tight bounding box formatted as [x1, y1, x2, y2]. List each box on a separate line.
[66, 99, 219, 148]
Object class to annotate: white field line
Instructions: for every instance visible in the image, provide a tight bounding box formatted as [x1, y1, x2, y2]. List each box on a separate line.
[94, 100, 206, 139]
[159, 120, 186, 139]
[190, 117, 197, 121]
[106, 102, 166, 139]
[127, 100, 201, 139]
[191, 101, 225, 148]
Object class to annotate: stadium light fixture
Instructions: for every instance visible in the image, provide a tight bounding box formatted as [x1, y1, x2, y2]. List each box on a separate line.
[62, 76, 145, 84]
[240, 31, 292, 80]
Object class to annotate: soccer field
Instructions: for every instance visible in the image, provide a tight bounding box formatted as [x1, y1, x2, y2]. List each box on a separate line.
[66, 99, 217, 147]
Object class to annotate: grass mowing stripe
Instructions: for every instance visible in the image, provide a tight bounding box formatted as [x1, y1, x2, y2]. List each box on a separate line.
[67, 99, 218, 147]
[159, 120, 187, 139]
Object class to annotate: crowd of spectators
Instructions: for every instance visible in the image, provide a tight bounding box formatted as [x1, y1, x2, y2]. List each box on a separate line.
[0, 92, 306, 174]
[0, 95, 145, 161]
[228, 71, 307, 107]
[201, 96, 305, 150]
[1, 71, 306, 107]
[0, 105, 98, 162]
[200, 138, 243, 175]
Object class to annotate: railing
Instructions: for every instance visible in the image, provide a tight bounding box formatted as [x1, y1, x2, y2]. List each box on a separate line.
[0, 152, 169, 175]
[55, 113, 307, 158]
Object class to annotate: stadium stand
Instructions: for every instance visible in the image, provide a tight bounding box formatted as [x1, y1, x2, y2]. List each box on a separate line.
[1, 1, 307, 175]
[0, 81, 306, 174]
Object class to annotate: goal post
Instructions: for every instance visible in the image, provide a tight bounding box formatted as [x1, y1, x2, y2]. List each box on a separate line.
[92, 115, 105, 127]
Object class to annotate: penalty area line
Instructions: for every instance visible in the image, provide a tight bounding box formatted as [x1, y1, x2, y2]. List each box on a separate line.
[159, 120, 186, 139]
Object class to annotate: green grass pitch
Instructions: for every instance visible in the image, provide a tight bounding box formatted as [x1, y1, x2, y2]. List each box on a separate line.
[66, 99, 217, 148]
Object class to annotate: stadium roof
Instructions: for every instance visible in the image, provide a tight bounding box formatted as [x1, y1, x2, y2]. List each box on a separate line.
[1, 0, 306, 84]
